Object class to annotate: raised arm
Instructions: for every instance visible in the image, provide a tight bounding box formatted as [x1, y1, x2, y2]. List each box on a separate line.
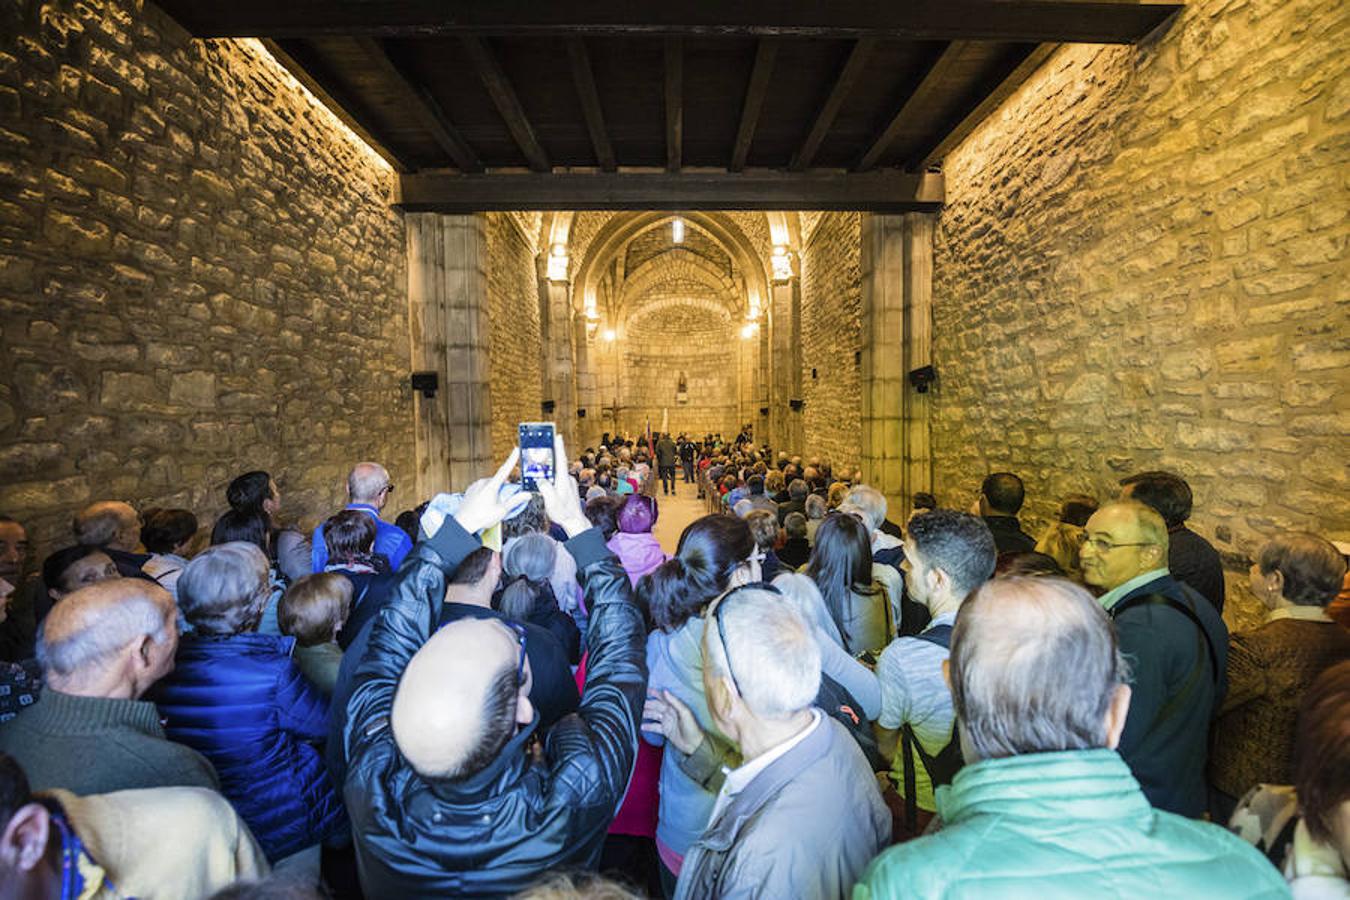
[537, 437, 648, 810]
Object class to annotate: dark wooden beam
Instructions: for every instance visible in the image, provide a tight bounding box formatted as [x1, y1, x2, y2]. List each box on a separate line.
[261, 39, 410, 172]
[730, 38, 778, 172]
[354, 37, 483, 172]
[789, 37, 877, 172]
[159, 1, 1182, 45]
[664, 37, 683, 173]
[911, 43, 1058, 169]
[854, 41, 968, 172]
[460, 35, 551, 172]
[393, 170, 945, 212]
[566, 37, 616, 171]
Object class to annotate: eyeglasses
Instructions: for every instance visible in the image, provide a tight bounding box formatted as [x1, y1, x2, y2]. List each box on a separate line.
[504, 621, 528, 687]
[710, 581, 780, 698]
[381, 484, 395, 495]
[1084, 536, 1155, 554]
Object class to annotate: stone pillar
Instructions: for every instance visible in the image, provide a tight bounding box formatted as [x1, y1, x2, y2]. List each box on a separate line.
[573, 311, 599, 450]
[859, 212, 936, 521]
[406, 213, 493, 499]
[536, 264, 576, 450]
[859, 214, 907, 517]
[789, 278, 805, 454]
[901, 212, 935, 511]
[769, 280, 795, 453]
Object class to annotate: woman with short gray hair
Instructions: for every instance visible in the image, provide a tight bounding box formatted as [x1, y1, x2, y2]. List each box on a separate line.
[153, 542, 347, 863]
[1210, 531, 1350, 820]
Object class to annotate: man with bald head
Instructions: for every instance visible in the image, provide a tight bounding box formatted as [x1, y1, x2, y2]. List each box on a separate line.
[344, 441, 646, 897]
[312, 461, 412, 572]
[0, 579, 218, 794]
[73, 500, 152, 579]
[1079, 499, 1228, 817]
[855, 577, 1284, 900]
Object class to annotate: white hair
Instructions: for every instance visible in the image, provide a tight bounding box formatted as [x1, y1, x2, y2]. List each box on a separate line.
[348, 462, 390, 503]
[840, 485, 887, 533]
[178, 542, 270, 635]
[732, 498, 754, 519]
[772, 572, 845, 649]
[37, 591, 170, 678]
[706, 588, 821, 719]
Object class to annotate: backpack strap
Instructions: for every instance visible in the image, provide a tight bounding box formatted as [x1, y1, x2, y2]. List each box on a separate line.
[1110, 591, 1219, 733]
[900, 623, 957, 835]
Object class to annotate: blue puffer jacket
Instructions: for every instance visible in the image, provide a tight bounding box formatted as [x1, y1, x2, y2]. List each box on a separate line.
[154, 632, 346, 861]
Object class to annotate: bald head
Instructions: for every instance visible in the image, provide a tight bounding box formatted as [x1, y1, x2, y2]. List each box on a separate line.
[73, 501, 140, 552]
[391, 618, 531, 779]
[1079, 500, 1169, 591]
[950, 577, 1129, 762]
[38, 579, 177, 698]
[348, 463, 392, 507]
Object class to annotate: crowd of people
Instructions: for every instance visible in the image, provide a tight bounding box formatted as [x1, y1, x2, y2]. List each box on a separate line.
[0, 428, 1345, 899]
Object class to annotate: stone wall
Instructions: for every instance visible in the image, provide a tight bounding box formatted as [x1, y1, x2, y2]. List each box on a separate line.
[618, 302, 737, 438]
[484, 212, 543, 458]
[799, 211, 863, 470]
[0, 0, 412, 558]
[931, 0, 1349, 629]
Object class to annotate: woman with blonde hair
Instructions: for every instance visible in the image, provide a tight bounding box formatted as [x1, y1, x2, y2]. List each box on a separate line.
[1036, 494, 1098, 579]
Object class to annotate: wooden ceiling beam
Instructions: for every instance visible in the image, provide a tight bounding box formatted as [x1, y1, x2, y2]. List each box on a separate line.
[664, 37, 683, 173]
[460, 35, 551, 172]
[566, 37, 617, 171]
[260, 39, 411, 172]
[789, 37, 877, 172]
[393, 169, 945, 212]
[354, 37, 483, 172]
[910, 42, 1058, 169]
[729, 38, 778, 173]
[159, 1, 1182, 45]
[854, 41, 968, 172]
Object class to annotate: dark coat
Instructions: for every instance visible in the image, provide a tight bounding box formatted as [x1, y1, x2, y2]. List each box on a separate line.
[1168, 526, 1226, 614]
[154, 632, 346, 861]
[333, 568, 399, 650]
[344, 521, 647, 897]
[1107, 574, 1228, 818]
[982, 516, 1037, 554]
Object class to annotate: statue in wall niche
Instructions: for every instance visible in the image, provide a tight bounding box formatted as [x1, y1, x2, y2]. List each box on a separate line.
[676, 371, 689, 404]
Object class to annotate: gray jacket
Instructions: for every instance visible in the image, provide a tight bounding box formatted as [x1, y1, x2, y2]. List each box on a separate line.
[675, 717, 891, 900]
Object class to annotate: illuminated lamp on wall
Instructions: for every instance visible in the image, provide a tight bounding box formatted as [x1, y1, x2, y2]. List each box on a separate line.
[740, 323, 758, 339]
[602, 328, 617, 342]
[547, 242, 569, 281]
[771, 244, 793, 281]
[672, 218, 685, 244]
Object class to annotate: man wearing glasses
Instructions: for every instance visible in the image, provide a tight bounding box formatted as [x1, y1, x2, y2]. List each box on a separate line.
[1080, 499, 1229, 819]
[311, 462, 412, 573]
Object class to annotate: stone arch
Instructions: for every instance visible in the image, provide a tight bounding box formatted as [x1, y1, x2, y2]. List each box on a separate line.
[573, 211, 770, 318]
[619, 249, 742, 322]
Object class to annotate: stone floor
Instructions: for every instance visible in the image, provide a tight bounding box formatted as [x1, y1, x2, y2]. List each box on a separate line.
[651, 477, 710, 555]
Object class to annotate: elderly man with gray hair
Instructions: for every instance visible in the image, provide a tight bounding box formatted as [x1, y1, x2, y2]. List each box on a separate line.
[72, 500, 153, 579]
[0, 579, 218, 795]
[646, 586, 889, 899]
[311, 461, 412, 572]
[855, 577, 1285, 899]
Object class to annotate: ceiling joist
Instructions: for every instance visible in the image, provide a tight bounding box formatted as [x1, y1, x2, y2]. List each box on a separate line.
[460, 35, 551, 172]
[566, 38, 617, 171]
[165, 1, 1183, 45]
[729, 38, 778, 172]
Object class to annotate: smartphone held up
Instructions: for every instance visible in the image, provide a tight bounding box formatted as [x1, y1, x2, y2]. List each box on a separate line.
[518, 422, 555, 491]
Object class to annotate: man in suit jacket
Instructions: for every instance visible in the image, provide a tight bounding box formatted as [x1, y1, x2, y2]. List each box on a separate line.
[1080, 500, 1228, 818]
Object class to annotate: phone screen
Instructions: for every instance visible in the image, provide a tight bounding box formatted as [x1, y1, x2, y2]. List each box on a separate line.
[518, 422, 555, 491]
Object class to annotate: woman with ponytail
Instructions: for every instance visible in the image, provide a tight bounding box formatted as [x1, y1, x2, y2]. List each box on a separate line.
[641, 514, 760, 895]
[498, 533, 581, 665]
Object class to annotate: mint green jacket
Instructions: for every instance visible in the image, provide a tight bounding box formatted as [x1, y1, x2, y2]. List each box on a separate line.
[855, 749, 1289, 900]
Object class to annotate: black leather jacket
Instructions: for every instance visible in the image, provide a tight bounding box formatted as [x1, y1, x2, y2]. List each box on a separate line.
[343, 519, 647, 898]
